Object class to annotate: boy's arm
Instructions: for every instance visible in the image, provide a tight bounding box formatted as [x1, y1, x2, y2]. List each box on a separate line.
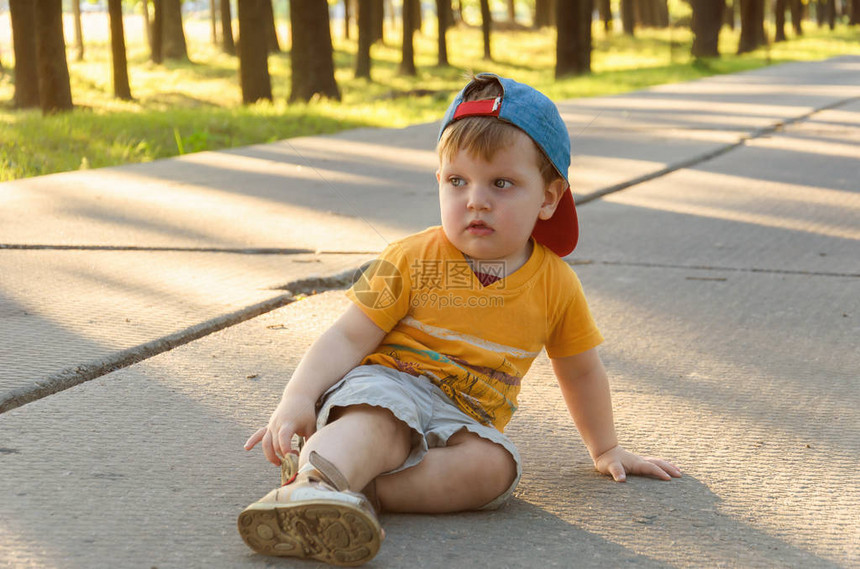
[244, 303, 387, 465]
[551, 348, 681, 482]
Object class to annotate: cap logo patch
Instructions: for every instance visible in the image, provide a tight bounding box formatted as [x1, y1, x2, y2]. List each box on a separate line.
[452, 97, 501, 120]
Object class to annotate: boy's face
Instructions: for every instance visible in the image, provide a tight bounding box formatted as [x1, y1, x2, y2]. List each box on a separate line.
[437, 129, 565, 273]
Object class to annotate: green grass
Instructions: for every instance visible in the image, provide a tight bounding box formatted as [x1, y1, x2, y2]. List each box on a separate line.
[1, 14, 858, 181]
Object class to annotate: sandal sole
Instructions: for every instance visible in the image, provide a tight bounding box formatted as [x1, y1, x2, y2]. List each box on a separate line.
[238, 499, 382, 566]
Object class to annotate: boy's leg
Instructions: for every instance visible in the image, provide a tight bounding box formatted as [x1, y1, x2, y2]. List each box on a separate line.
[374, 429, 518, 513]
[238, 405, 412, 565]
[299, 404, 414, 491]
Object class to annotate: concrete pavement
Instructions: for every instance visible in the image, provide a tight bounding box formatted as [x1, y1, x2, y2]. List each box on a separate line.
[1, 56, 858, 568]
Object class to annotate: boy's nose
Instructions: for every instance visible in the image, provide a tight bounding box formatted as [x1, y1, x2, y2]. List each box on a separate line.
[466, 186, 492, 211]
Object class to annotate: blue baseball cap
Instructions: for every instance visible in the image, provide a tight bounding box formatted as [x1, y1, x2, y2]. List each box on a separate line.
[438, 73, 578, 257]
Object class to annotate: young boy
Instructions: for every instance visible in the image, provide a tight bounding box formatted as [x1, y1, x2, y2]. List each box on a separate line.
[239, 74, 681, 566]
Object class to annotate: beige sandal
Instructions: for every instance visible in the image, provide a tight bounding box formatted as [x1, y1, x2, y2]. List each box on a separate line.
[238, 451, 383, 566]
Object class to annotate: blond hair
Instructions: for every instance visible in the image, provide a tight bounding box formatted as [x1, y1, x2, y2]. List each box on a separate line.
[438, 75, 560, 186]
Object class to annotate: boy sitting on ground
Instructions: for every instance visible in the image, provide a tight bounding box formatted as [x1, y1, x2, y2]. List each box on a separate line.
[239, 73, 681, 566]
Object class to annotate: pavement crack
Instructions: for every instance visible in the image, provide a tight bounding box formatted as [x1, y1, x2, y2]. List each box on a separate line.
[0, 244, 316, 255]
[570, 259, 860, 279]
[574, 94, 860, 206]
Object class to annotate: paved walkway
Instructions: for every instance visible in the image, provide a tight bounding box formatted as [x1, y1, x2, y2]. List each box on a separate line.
[1, 56, 858, 568]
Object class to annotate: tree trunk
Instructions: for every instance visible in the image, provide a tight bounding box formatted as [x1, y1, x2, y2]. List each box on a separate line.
[344, 0, 351, 39]
[790, 0, 804, 33]
[621, 0, 635, 35]
[152, 0, 164, 63]
[506, 0, 516, 22]
[34, 0, 73, 114]
[163, 0, 189, 60]
[108, 0, 133, 100]
[724, 0, 736, 29]
[774, 0, 787, 41]
[851, 0, 860, 24]
[261, 0, 281, 52]
[534, 0, 555, 28]
[143, 0, 153, 51]
[372, 0, 385, 43]
[399, 0, 417, 74]
[827, 0, 836, 28]
[556, 0, 592, 77]
[238, 0, 273, 103]
[691, 0, 724, 57]
[9, 0, 41, 108]
[480, 0, 492, 60]
[221, 0, 236, 54]
[72, 0, 84, 61]
[356, 0, 373, 78]
[413, 0, 423, 32]
[289, 0, 340, 101]
[436, 0, 450, 66]
[737, 0, 766, 54]
[598, 0, 612, 32]
[210, 0, 218, 43]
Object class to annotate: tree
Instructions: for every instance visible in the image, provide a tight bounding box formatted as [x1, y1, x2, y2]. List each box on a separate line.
[556, 0, 593, 77]
[598, 0, 613, 32]
[151, 0, 164, 63]
[480, 0, 492, 60]
[372, 0, 385, 43]
[356, 0, 373, 78]
[108, 0, 133, 100]
[238, 0, 273, 103]
[790, 0, 804, 34]
[851, 0, 860, 24]
[691, 0, 725, 57]
[289, 0, 340, 102]
[775, 0, 788, 41]
[534, 0, 554, 28]
[399, 0, 418, 74]
[343, 0, 352, 39]
[72, 0, 85, 61]
[436, 0, 451, 66]
[9, 0, 40, 108]
[221, 0, 236, 55]
[621, 0, 635, 35]
[34, 0, 73, 114]
[737, 0, 766, 54]
[142, 0, 152, 49]
[724, 0, 736, 29]
[163, 0, 189, 60]
[262, 0, 281, 52]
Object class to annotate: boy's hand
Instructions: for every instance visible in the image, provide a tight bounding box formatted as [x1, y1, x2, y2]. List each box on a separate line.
[243, 394, 318, 466]
[593, 445, 682, 482]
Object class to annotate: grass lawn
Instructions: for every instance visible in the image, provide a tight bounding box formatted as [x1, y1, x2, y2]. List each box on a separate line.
[0, 11, 858, 181]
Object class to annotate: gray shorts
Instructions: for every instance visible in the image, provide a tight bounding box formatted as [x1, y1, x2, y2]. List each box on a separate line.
[317, 364, 521, 510]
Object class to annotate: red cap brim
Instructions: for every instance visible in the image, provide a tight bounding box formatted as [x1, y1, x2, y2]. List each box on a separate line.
[532, 189, 578, 257]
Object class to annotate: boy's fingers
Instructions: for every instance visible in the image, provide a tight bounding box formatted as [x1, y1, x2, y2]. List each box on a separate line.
[244, 427, 267, 450]
[261, 430, 280, 466]
[608, 462, 627, 482]
[639, 460, 673, 481]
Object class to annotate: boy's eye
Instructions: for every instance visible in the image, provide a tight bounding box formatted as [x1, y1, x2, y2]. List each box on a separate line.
[449, 176, 465, 187]
[494, 179, 513, 189]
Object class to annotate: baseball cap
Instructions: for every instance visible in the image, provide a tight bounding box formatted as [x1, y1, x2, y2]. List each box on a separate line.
[438, 73, 578, 257]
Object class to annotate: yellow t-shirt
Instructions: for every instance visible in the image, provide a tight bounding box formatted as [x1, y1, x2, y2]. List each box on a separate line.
[346, 226, 603, 432]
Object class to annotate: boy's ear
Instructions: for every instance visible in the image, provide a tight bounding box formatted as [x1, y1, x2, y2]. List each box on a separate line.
[538, 179, 568, 220]
[436, 169, 441, 183]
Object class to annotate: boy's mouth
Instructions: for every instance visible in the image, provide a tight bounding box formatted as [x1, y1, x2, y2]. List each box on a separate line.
[467, 220, 494, 236]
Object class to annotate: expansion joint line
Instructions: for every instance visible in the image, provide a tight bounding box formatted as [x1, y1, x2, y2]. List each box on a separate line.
[574, 95, 860, 206]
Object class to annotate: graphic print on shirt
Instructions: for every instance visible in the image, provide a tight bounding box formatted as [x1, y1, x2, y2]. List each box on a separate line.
[379, 317, 539, 427]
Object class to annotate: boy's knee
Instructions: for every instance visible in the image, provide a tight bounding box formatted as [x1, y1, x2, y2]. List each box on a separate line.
[455, 433, 517, 499]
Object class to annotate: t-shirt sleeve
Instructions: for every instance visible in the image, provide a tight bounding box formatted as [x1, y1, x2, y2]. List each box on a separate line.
[544, 268, 604, 359]
[345, 241, 412, 333]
